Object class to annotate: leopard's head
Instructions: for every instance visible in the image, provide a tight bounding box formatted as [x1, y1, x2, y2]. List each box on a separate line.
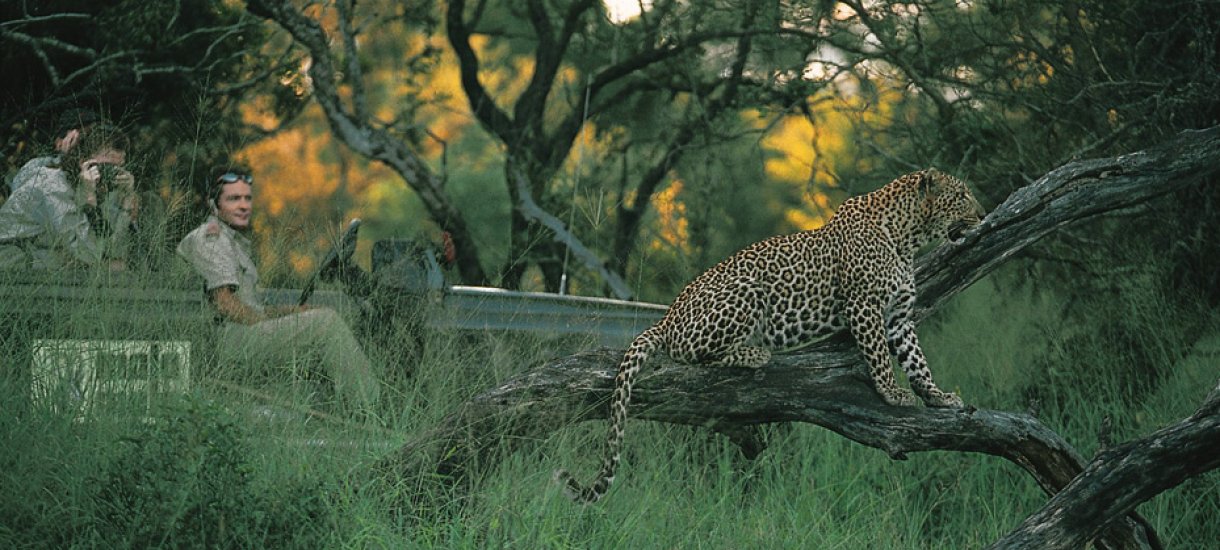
[918, 168, 985, 245]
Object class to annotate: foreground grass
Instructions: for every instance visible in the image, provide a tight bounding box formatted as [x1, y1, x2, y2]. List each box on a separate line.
[1, 273, 1217, 548]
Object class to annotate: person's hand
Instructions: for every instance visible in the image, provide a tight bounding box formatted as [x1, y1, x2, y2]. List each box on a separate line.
[55, 129, 81, 154]
[113, 168, 135, 192]
[114, 169, 139, 220]
[441, 231, 456, 266]
[79, 162, 101, 207]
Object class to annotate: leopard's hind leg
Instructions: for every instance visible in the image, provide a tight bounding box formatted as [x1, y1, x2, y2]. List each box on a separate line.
[668, 276, 771, 369]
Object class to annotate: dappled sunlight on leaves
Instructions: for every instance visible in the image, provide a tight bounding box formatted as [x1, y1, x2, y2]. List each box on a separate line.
[648, 179, 690, 254]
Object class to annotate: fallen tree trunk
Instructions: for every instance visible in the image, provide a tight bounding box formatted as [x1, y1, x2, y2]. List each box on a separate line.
[990, 379, 1220, 550]
[378, 126, 1220, 548]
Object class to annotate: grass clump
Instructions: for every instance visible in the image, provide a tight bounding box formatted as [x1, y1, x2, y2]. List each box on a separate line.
[0, 393, 340, 549]
[87, 394, 335, 548]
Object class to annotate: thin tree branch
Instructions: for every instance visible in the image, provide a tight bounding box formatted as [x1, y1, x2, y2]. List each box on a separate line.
[335, 0, 372, 123]
[510, 169, 635, 299]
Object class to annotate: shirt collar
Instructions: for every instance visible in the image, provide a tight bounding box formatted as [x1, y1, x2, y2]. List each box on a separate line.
[208, 214, 252, 247]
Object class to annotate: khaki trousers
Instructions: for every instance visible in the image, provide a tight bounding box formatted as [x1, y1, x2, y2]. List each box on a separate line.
[218, 307, 380, 411]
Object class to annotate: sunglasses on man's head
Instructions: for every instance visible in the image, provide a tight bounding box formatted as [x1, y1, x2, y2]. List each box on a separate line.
[216, 172, 253, 185]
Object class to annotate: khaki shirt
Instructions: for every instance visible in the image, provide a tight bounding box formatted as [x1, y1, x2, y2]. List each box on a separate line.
[0, 165, 131, 270]
[9, 155, 57, 193]
[176, 215, 265, 315]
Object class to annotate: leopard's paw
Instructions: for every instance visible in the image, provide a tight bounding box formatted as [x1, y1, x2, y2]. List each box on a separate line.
[925, 391, 965, 409]
[883, 388, 919, 407]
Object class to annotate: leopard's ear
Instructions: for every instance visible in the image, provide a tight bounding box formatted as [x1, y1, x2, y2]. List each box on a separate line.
[918, 168, 936, 195]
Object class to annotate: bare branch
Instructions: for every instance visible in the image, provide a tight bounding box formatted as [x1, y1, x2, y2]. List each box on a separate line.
[510, 169, 635, 299]
[0, 27, 96, 58]
[336, 0, 372, 123]
[446, 0, 515, 140]
[0, 12, 91, 28]
[515, 0, 596, 133]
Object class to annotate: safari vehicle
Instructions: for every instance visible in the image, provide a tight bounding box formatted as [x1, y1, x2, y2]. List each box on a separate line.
[0, 225, 663, 424]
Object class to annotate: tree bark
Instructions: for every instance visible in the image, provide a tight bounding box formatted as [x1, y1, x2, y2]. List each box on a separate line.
[989, 380, 1220, 550]
[379, 126, 1220, 546]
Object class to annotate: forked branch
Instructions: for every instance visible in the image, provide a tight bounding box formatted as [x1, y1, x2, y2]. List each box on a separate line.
[990, 380, 1220, 550]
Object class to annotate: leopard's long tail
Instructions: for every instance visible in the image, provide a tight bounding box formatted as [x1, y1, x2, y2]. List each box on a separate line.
[553, 325, 664, 504]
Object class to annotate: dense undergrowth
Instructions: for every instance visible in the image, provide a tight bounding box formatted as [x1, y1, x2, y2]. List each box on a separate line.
[1, 267, 1217, 548]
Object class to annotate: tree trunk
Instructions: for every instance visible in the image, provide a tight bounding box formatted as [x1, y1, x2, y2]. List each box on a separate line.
[378, 126, 1220, 547]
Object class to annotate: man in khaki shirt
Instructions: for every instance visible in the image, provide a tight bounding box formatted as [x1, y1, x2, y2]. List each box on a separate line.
[177, 166, 379, 415]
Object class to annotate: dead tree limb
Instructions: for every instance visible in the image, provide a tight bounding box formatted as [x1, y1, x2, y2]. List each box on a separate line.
[989, 379, 1220, 550]
[510, 169, 635, 300]
[379, 126, 1220, 547]
[914, 125, 1220, 320]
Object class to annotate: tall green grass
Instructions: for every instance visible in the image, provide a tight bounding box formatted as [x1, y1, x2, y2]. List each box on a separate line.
[1, 265, 1217, 548]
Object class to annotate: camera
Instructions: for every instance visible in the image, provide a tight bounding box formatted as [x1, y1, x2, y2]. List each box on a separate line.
[97, 163, 120, 192]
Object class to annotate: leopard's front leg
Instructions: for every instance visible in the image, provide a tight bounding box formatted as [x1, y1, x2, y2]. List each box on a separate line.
[845, 291, 918, 407]
[885, 280, 963, 408]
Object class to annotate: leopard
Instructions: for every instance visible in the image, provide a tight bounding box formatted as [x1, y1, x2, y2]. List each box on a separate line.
[554, 168, 986, 504]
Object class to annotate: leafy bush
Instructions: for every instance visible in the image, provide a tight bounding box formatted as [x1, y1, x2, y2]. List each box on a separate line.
[87, 394, 334, 548]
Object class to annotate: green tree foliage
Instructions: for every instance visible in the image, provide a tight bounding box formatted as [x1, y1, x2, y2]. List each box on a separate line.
[443, 0, 835, 294]
[8, 0, 1216, 304]
[247, 0, 844, 295]
[0, 0, 273, 177]
[805, 0, 1219, 414]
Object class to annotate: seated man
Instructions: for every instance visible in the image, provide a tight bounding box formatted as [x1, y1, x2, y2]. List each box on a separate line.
[0, 123, 139, 270]
[176, 166, 380, 416]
